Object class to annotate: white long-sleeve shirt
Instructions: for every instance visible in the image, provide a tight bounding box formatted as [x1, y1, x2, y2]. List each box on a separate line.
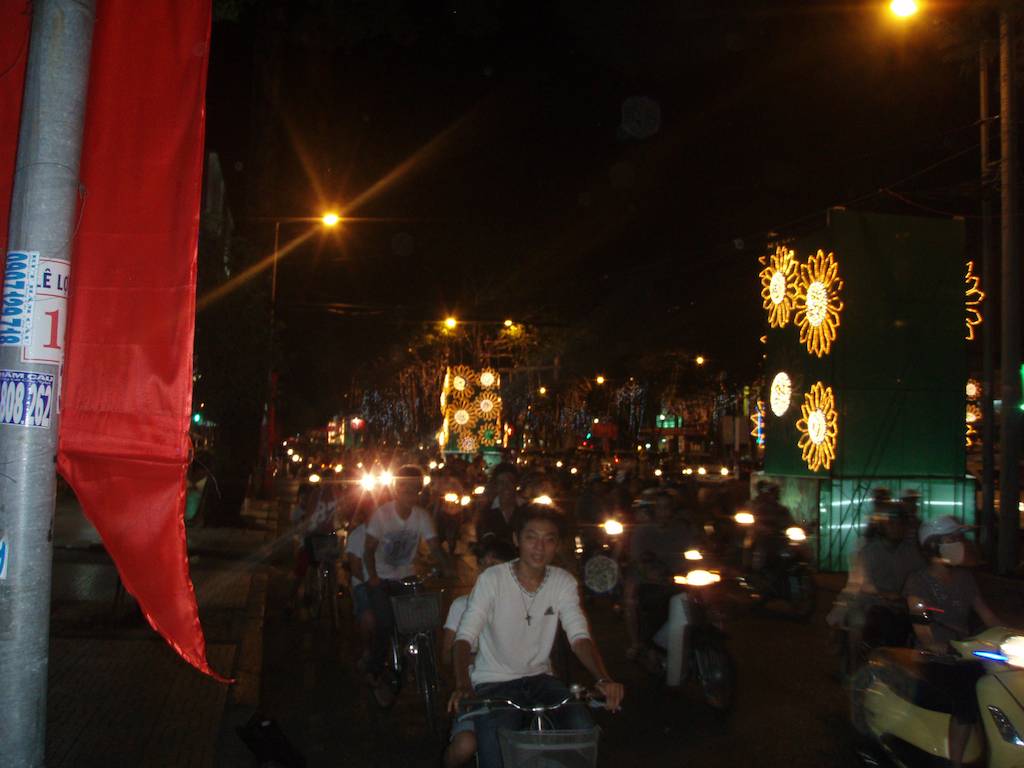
[454, 561, 591, 686]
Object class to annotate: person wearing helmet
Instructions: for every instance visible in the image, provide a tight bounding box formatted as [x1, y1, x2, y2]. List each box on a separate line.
[903, 515, 1002, 768]
[828, 493, 924, 671]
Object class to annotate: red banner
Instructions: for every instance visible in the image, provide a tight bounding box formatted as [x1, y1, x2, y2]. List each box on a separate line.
[0, 1, 31, 259]
[55, 0, 223, 679]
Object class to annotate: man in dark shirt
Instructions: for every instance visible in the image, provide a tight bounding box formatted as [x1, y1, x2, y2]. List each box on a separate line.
[475, 462, 523, 549]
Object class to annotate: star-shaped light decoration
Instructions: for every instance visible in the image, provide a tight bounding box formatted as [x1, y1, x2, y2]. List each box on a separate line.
[965, 260, 984, 341]
[794, 250, 844, 357]
[759, 245, 799, 328]
[796, 382, 838, 472]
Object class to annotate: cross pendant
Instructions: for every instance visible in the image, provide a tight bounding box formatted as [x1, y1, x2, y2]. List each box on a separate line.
[525, 614, 532, 625]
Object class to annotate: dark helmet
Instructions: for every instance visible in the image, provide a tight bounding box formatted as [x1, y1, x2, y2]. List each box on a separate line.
[871, 487, 892, 505]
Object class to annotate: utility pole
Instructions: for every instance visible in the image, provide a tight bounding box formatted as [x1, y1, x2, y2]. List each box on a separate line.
[998, 7, 1020, 575]
[980, 39, 997, 565]
[0, 2, 95, 766]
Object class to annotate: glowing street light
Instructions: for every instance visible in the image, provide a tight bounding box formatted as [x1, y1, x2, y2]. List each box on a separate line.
[595, 375, 606, 385]
[444, 316, 457, 330]
[504, 319, 514, 327]
[321, 211, 341, 227]
[695, 356, 705, 366]
[538, 386, 547, 396]
[889, 0, 918, 19]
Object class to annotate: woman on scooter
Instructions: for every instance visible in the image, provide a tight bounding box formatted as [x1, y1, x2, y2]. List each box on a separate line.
[904, 515, 1002, 768]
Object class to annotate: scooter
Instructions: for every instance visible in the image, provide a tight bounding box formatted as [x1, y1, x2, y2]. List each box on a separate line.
[626, 550, 736, 714]
[734, 509, 817, 620]
[851, 616, 1024, 767]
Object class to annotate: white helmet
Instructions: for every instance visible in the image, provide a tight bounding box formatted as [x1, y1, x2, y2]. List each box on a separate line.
[917, 515, 970, 547]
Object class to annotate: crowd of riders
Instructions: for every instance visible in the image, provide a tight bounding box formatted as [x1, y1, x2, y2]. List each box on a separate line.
[285, 447, 1000, 768]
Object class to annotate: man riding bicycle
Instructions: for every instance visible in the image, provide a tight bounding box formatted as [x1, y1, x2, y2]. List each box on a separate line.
[363, 464, 451, 705]
[447, 505, 624, 768]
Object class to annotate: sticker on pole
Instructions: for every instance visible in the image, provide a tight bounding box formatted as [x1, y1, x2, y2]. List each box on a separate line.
[0, 369, 55, 429]
[0, 538, 7, 580]
[1, 251, 70, 365]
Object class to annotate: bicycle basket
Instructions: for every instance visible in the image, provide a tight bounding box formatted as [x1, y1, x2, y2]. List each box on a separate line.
[498, 727, 600, 768]
[390, 592, 442, 634]
[309, 534, 339, 563]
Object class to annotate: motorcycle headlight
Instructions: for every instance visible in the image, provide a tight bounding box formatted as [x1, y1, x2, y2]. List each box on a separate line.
[1000, 635, 1024, 668]
[684, 549, 703, 561]
[786, 526, 807, 542]
[674, 569, 721, 587]
[734, 511, 755, 526]
[602, 519, 624, 536]
[443, 492, 460, 504]
[359, 474, 377, 491]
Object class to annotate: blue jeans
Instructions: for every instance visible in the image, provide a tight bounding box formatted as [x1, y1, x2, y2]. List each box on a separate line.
[473, 674, 592, 768]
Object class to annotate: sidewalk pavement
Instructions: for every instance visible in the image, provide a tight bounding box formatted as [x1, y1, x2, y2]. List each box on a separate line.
[47, 492, 281, 768]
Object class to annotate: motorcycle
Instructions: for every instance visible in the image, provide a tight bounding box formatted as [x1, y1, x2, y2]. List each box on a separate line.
[575, 518, 625, 597]
[734, 508, 817, 620]
[851, 615, 1024, 767]
[621, 550, 736, 715]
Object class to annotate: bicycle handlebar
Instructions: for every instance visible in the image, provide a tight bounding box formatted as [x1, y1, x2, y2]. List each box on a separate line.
[457, 687, 608, 718]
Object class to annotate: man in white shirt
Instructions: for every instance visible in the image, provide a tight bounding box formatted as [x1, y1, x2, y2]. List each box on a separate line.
[363, 465, 450, 689]
[448, 507, 624, 767]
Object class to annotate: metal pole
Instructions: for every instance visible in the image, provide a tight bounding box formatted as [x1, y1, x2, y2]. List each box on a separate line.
[998, 7, 1020, 575]
[0, 2, 95, 766]
[980, 39, 997, 564]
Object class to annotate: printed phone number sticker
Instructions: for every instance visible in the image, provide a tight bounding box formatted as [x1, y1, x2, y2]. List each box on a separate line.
[0, 369, 54, 429]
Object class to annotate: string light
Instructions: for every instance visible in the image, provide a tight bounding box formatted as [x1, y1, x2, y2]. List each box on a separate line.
[795, 250, 844, 357]
[750, 399, 765, 446]
[965, 260, 984, 341]
[796, 382, 838, 472]
[759, 245, 799, 328]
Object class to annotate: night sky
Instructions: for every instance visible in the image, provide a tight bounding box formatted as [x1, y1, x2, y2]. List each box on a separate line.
[203, 0, 985, 432]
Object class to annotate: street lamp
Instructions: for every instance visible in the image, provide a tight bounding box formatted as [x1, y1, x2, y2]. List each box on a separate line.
[695, 355, 706, 366]
[889, 0, 918, 19]
[595, 375, 606, 385]
[322, 211, 341, 227]
[445, 316, 458, 330]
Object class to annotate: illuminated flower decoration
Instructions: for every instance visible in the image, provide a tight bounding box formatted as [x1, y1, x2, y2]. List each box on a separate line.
[440, 389, 447, 411]
[966, 404, 982, 425]
[966, 422, 977, 449]
[966, 379, 982, 401]
[453, 408, 473, 427]
[450, 365, 475, 395]
[759, 245, 799, 328]
[478, 423, 499, 447]
[965, 260, 984, 341]
[750, 400, 765, 447]
[459, 435, 479, 453]
[796, 382, 838, 472]
[477, 395, 498, 416]
[769, 372, 793, 417]
[479, 369, 498, 389]
[794, 250, 844, 357]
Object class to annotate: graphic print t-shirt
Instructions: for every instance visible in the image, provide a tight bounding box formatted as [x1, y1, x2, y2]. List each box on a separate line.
[366, 501, 436, 580]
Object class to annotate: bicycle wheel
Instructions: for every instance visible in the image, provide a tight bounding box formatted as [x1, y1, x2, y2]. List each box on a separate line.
[415, 633, 440, 736]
